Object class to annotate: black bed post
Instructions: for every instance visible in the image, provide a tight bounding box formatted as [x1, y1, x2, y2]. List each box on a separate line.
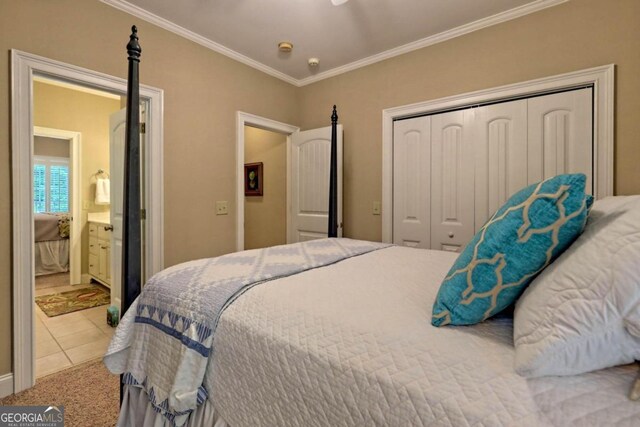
[328, 105, 339, 238]
[122, 25, 142, 319]
[121, 25, 142, 404]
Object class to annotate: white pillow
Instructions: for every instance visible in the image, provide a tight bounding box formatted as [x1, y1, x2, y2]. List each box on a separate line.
[514, 196, 640, 378]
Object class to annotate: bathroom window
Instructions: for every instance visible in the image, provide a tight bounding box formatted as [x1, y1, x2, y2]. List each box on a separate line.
[33, 156, 70, 213]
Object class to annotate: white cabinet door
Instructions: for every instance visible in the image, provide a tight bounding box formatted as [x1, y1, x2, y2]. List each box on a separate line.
[528, 88, 593, 193]
[430, 110, 475, 252]
[392, 116, 431, 248]
[472, 99, 528, 229]
[290, 125, 343, 243]
[109, 109, 126, 310]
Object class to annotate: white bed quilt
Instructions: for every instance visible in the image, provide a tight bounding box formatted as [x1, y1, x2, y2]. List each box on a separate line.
[209, 246, 639, 426]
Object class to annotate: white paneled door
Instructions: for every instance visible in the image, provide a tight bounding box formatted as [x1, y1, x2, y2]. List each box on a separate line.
[430, 110, 475, 252]
[290, 125, 343, 243]
[109, 109, 126, 310]
[392, 116, 431, 248]
[392, 87, 593, 250]
[472, 99, 528, 229]
[528, 89, 593, 193]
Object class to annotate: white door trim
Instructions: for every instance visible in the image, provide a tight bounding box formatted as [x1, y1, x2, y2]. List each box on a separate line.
[236, 112, 299, 251]
[11, 49, 165, 393]
[33, 126, 82, 285]
[382, 64, 615, 243]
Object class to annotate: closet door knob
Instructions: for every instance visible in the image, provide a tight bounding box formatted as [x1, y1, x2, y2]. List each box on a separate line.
[448, 232, 454, 238]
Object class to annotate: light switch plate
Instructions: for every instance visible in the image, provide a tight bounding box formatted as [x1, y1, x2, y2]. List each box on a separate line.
[216, 201, 229, 215]
[372, 201, 381, 215]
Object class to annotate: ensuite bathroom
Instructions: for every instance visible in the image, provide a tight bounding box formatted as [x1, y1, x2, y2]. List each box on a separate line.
[32, 76, 124, 378]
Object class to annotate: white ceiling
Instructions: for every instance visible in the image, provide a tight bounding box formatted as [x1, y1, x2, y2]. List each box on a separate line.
[103, 0, 566, 86]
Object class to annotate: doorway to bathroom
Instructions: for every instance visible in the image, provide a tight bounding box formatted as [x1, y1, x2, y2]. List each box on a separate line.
[31, 77, 122, 378]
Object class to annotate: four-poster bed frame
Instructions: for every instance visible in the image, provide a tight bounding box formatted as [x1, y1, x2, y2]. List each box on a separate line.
[120, 24, 341, 395]
[109, 26, 640, 427]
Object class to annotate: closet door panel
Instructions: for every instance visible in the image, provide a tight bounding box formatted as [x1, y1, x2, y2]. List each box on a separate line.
[392, 116, 431, 248]
[527, 88, 593, 193]
[431, 111, 474, 252]
[473, 100, 528, 229]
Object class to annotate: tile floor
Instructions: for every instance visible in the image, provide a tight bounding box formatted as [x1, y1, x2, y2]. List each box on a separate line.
[35, 283, 115, 378]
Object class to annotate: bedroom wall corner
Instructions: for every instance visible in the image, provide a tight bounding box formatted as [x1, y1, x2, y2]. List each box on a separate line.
[296, 0, 640, 243]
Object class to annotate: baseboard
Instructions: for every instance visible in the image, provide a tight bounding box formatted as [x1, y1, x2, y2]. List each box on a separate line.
[0, 373, 14, 398]
[81, 274, 92, 284]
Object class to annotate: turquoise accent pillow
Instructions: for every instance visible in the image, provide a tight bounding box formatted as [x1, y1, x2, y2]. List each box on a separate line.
[432, 174, 592, 327]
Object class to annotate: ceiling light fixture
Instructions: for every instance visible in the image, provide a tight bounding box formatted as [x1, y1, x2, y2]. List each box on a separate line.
[331, 0, 349, 5]
[308, 58, 320, 67]
[278, 41, 293, 52]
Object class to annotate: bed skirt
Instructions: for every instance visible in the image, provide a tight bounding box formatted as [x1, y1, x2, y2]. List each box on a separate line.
[34, 239, 69, 276]
[118, 386, 230, 427]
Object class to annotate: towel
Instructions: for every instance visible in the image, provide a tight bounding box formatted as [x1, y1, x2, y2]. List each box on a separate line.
[95, 178, 110, 205]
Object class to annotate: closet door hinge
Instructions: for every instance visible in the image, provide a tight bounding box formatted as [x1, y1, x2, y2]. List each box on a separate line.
[140, 209, 147, 220]
[140, 122, 146, 134]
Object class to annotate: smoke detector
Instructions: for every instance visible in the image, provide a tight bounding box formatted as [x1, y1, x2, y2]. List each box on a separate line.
[308, 57, 320, 67]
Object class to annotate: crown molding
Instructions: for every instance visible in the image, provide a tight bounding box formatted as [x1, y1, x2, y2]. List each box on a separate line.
[100, 0, 299, 86]
[298, 0, 569, 85]
[101, 0, 568, 88]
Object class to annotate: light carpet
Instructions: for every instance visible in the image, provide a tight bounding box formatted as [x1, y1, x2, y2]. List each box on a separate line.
[1, 360, 119, 426]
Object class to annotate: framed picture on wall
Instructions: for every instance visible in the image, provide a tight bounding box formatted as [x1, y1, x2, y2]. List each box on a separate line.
[244, 162, 263, 196]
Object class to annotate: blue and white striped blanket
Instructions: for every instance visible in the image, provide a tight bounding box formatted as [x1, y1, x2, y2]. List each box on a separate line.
[104, 238, 390, 426]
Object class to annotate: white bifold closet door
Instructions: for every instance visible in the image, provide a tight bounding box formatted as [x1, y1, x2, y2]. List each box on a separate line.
[472, 99, 528, 229]
[430, 110, 475, 251]
[392, 116, 431, 248]
[392, 87, 593, 250]
[527, 89, 593, 192]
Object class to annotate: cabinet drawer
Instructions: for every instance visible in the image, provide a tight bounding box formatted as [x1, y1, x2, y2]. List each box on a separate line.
[89, 223, 98, 237]
[89, 236, 99, 255]
[89, 253, 99, 276]
[98, 225, 111, 241]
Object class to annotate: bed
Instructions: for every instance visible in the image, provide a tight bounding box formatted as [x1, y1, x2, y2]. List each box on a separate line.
[105, 28, 640, 426]
[34, 212, 70, 276]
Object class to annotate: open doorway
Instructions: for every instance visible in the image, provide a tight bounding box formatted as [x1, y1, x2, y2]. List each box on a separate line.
[11, 50, 164, 393]
[31, 78, 122, 378]
[243, 126, 288, 250]
[235, 112, 299, 252]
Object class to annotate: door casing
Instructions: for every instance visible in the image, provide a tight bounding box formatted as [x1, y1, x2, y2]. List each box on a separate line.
[236, 112, 299, 252]
[33, 126, 82, 285]
[10, 49, 164, 394]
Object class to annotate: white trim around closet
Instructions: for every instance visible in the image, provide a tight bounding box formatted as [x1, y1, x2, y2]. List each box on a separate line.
[381, 64, 615, 243]
[11, 49, 165, 393]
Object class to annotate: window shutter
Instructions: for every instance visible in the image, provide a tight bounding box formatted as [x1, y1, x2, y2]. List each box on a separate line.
[33, 157, 70, 213]
[33, 164, 47, 213]
[49, 165, 69, 212]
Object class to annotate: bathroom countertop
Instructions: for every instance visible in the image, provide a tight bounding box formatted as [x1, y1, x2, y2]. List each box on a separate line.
[87, 212, 111, 225]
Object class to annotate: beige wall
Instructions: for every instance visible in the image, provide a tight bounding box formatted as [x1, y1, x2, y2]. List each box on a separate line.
[244, 127, 287, 250]
[0, 0, 299, 376]
[34, 81, 121, 276]
[298, 0, 640, 242]
[34, 136, 70, 158]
